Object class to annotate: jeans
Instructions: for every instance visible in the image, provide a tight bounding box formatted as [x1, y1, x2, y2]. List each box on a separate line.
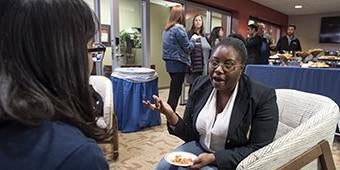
[156, 141, 218, 170]
[167, 72, 185, 112]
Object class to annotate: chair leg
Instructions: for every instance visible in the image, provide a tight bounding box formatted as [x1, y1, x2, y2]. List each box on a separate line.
[112, 132, 119, 161]
[113, 150, 119, 161]
[278, 140, 335, 170]
[319, 140, 336, 170]
[112, 114, 119, 161]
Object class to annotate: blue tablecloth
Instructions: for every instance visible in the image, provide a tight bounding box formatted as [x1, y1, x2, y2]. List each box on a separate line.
[245, 65, 340, 107]
[110, 77, 160, 132]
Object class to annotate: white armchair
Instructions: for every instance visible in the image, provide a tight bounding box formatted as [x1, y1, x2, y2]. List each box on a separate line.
[89, 75, 119, 161]
[90, 75, 113, 128]
[237, 89, 339, 170]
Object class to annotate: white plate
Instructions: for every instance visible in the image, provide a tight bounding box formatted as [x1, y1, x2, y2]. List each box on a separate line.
[164, 151, 197, 167]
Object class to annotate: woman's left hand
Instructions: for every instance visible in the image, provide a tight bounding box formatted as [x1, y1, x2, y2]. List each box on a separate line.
[190, 153, 215, 169]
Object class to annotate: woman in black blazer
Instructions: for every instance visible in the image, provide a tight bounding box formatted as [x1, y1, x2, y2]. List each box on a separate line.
[144, 37, 278, 169]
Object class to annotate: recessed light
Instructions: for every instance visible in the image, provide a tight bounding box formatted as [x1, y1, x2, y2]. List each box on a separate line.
[295, 5, 302, 9]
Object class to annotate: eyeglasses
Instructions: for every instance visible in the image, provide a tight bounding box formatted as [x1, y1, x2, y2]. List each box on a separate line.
[88, 42, 106, 62]
[209, 58, 242, 72]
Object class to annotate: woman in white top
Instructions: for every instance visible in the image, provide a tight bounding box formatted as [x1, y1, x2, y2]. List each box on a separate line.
[186, 14, 211, 90]
[143, 37, 278, 169]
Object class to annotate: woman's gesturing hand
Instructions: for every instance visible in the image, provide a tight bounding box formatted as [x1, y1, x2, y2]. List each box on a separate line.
[191, 153, 216, 169]
[142, 95, 178, 125]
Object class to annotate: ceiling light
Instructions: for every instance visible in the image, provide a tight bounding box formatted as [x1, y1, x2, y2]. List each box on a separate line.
[150, 0, 181, 7]
[295, 5, 302, 9]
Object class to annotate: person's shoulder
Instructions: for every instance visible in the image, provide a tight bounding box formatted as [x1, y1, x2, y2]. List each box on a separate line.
[51, 121, 89, 141]
[294, 37, 301, 41]
[57, 140, 109, 170]
[191, 75, 211, 92]
[255, 34, 262, 39]
[47, 121, 98, 153]
[242, 74, 275, 96]
[173, 24, 186, 32]
[281, 36, 288, 40]
[174, 23, 184, 28]
[187, 30, 194, 38]
[277, 36, 284, 42]
[50, 122, 108, 169]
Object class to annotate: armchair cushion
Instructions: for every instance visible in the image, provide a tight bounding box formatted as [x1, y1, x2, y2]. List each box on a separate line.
[236, 89, 339, 170]
[89, 75, 119, 161]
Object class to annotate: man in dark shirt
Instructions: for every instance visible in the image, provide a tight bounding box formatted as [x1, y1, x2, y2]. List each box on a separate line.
[246, 24, 262, 64]
[257, 23, 271, 64]
[276, 24, 302, 53]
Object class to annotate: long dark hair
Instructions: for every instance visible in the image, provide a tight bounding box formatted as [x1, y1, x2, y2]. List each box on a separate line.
[0, 0, 110, 141]
[208, 26, 223, 47]
[165, 5, 185, 30]
[188, 15, 204, 37]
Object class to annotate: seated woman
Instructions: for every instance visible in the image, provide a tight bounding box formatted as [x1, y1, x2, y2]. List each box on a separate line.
[143, 37, 279, 169]
[0, 0, 111, 169]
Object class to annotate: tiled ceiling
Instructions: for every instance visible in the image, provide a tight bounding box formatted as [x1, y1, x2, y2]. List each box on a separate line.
[252, 0, 340, 15]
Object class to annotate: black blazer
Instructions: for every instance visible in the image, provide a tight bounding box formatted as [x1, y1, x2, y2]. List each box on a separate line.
[246, 35, 262, 64]
[276, 36, 302, 52]
[168, 74, 278, 169]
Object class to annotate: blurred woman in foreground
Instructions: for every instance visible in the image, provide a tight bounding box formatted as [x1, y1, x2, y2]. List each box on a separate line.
[0, 0, 109, 169]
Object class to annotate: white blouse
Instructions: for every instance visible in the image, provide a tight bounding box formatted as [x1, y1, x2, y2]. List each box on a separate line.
[196, 83, 239, 152]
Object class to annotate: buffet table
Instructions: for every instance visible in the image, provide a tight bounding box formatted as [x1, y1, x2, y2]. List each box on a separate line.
[245, 65, 340, 107]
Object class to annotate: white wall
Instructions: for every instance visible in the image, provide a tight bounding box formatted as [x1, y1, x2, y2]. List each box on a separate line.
[150, 3, 171, 88]
[211, 13, 222, 30]
[289, 12, 340, 51]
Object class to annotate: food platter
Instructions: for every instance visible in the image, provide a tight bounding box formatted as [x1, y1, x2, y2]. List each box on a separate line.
[308, 48, 323, 57]
[164, 151, 197, 167]
[318, 56, 340, 61]
[308, 62, 329, 68]
[317, 56, 340, 68]
[295, 51, 310, 58]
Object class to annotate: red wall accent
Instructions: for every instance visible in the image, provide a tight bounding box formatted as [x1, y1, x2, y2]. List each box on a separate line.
[189, 0, 288, 37]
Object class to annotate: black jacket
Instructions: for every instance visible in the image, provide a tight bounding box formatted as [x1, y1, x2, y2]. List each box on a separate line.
[246, 35, 262, 64]
[168, 74, 278, 169]
[276, 36, 302, 52]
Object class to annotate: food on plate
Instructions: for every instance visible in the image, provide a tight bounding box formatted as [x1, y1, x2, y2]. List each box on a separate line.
[307, 48, 323, 57]
[307, 48, 323, 53]
[295, 51, 310, 58]
[319, 56, 340, 60]
[172, 155, 193, 165]
[269, 54, 280, 59]
[278, 53, 293, 60]
[165, 151, 197, 166]
[308, 62, 329, 68]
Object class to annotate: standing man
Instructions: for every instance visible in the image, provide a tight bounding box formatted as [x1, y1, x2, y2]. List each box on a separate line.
[257, 23, 271, 64]
[276, 24, 302, 53]
[258, 23, 272, 44]
[246, 24, 262, 64]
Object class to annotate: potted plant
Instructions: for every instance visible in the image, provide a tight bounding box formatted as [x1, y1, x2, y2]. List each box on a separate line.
[119, 28, 141, 64]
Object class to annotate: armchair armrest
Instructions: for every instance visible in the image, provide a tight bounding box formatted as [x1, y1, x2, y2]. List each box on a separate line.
[237, 106, 339, 170]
